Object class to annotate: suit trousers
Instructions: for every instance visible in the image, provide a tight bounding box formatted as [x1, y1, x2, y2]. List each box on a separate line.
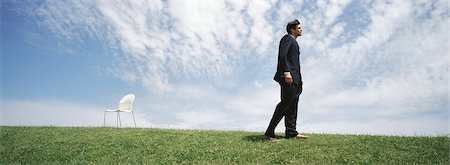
[265, 82, 302, 138]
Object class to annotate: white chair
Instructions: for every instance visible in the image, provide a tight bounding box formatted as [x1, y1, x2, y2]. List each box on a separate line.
[104, 94, 136, 127]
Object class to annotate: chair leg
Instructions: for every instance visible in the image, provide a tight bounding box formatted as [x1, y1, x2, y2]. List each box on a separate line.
[132, 111, 137, 127]
[116, 112, 119, 127]
[104, 111, 107, 127]
[118, 112, 122, 127]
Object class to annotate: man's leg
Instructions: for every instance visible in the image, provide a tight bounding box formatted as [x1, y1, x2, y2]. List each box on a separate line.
[265, 83, 297, 137]
[285, 84, 302, 138]
[285, 96, 299, 137]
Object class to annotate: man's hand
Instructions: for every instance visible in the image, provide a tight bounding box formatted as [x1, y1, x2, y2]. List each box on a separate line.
[285, 75, 293, 85]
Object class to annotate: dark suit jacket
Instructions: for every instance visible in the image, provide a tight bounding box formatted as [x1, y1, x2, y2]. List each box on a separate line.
[274, 34, 302, 85]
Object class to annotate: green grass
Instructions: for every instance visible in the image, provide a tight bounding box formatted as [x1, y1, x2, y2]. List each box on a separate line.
[1, 126, 448, 164]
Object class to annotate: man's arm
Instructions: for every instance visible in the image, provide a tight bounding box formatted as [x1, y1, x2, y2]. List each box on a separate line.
[279, 37, 293, 85]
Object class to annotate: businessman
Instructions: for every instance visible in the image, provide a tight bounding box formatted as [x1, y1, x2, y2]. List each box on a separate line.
[265, 19, 308, 141]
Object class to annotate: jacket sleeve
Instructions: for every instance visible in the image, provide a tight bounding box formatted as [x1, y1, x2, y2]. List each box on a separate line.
[279, 37, 293, 73]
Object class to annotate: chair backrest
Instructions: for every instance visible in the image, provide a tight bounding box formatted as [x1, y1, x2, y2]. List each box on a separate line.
[118, 94, 135, 111]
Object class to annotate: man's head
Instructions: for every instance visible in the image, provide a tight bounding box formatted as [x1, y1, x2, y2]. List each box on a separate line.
[286, 19, 302, 37]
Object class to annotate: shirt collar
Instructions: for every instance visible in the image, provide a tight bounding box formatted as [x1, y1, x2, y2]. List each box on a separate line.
[289, 34, 296, 39]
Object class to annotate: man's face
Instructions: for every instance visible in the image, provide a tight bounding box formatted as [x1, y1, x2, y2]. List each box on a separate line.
[296, 24, 302, 36]
[291, 24, 302, 37]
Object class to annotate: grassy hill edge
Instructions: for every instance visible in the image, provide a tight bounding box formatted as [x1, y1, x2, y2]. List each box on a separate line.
[1, 126, 449, 164]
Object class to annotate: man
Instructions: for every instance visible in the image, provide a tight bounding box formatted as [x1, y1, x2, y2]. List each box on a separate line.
[265, 19, 308, 141]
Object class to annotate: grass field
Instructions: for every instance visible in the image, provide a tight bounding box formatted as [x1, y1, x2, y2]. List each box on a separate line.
[1, 126, 448, 164]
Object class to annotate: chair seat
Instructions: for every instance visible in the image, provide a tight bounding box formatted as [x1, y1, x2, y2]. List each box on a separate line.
[105, 109, 119, 112]
[105, 109, 132, 112]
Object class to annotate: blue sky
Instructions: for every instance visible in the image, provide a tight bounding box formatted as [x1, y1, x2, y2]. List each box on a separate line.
[1, 0, 448, 136]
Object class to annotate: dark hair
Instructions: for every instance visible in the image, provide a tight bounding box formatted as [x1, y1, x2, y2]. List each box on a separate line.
[286, 19, 300, 34]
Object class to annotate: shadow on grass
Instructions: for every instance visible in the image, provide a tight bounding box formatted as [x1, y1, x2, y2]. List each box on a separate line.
[242, 135, 284, 142]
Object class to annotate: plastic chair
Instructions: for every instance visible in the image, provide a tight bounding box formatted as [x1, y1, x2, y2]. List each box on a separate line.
[104, 94, 136, 127]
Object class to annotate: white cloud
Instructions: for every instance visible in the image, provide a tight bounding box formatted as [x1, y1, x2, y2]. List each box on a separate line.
[302, 0, 351, 49]
[299, 0, 448, 135]
[246, 0, 274, 53]
[317, 0, 351, 26]
[0, 100, 155, 128]
[96, 0, 172, 92]
[302, 116, 448, 136]
[226, 82, 278, 116]
[22, 0, 281, 94]
[172, 110, 232, 129]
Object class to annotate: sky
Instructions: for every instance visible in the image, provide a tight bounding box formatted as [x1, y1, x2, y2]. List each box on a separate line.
[1, 0, 448, 136]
